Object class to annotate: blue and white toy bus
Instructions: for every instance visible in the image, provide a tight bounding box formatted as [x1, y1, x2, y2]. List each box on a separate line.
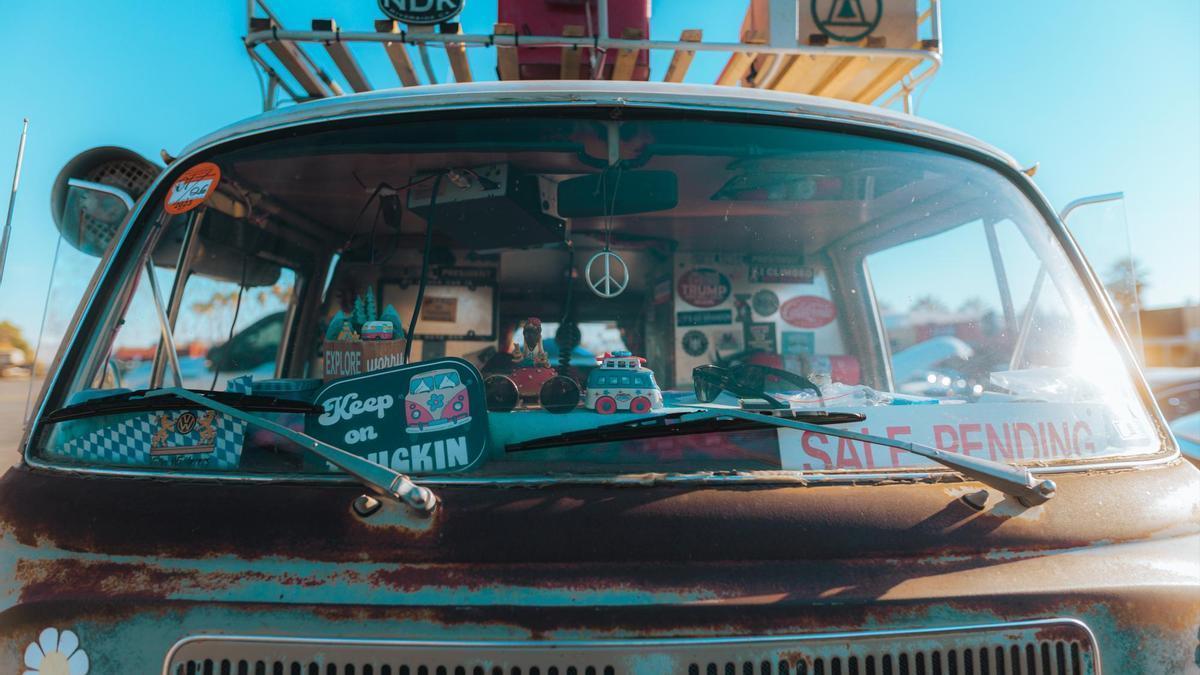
[585, 351, 663, 414]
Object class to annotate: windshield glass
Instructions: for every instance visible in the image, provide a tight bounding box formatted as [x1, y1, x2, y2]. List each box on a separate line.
[34, 113, 1160, 477]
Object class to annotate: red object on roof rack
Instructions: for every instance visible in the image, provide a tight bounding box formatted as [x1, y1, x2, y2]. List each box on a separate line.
[498, 0, 650, 81]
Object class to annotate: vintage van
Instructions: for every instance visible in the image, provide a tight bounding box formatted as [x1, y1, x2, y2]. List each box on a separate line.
[2, 79, 1198, 674]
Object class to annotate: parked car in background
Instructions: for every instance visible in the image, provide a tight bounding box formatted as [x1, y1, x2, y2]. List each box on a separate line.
[1145, 367, 1200, 467]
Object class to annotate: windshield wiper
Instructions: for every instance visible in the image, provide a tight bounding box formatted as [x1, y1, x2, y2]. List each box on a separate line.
[44, 388, 319, 422]
[508, 408, 867, 451]
[45, 387, 437, 514]
[508, 407, 1056, 506]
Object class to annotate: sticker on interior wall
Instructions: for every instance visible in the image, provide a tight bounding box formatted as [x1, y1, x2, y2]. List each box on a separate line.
[782, 331, 816, 356]
[716, 330, 742, 352]
[677, 268, 732, 308]
[652, 276, 673, 305]
[745, 322, 778, 353]
[781, 295, 838, 328]
[752, 289, 780, 316]
[677, 309, 733, 327]
[163, 162, 221, 215]
[681, 330, 710, 357]
[308, 358, 488, 474]
[748, 257, 813, 284]
[421, 296, 458, 322]
[734, 293, 753, 324]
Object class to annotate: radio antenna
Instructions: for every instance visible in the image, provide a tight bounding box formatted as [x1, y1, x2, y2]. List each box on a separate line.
[0, 118, 29, 288]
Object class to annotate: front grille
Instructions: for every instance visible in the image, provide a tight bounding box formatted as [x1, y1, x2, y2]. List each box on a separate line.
[165, 619, 1098, 675]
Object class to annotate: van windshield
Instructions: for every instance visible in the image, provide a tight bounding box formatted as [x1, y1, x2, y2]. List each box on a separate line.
[35, 113, 1160, 478]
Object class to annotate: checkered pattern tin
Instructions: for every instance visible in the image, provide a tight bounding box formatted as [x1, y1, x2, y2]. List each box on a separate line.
[50, 409, 246, 470]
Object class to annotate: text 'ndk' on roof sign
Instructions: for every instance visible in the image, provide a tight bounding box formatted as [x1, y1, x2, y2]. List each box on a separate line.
[378, 0, 466, 25]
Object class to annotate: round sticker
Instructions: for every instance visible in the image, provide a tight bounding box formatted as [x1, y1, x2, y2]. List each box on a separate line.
[164, 162, 221, 215]
[752, 289, 780, 316]
[681, 330, 709, 357]
[781, 295, 837, 328]
[677, 268, 732, 308]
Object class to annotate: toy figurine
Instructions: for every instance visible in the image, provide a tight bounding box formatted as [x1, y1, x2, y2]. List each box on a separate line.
[511, 317, 551, 368]
[335, 321, 358, 342]
[509, 317, 556, 399]
[585, 350, 663, 414]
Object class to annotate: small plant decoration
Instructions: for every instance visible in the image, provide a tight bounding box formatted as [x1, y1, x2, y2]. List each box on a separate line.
[325, 290, 407, 342]
[322, 287, 408, 380]
[379, 304, 404, 337]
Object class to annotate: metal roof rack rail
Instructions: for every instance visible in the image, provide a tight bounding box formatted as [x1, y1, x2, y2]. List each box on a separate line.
[244, 0, 942, 114]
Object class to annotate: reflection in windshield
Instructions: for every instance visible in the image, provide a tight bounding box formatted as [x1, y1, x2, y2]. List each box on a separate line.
[36, 115, 1158, 478]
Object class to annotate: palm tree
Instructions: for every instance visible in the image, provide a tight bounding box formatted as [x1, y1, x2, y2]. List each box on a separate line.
[1103, 257, 1148, 314]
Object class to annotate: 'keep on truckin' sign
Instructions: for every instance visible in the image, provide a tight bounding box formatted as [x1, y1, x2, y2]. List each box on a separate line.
[307, 358, 488, 474]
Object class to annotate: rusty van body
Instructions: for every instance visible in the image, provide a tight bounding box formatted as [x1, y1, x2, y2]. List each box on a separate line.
[2, 82, 1198, 674]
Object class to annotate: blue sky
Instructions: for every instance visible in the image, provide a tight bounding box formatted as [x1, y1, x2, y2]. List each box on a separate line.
[0, 0, 1197, 351]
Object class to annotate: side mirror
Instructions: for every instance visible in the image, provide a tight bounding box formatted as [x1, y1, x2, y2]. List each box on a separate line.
[50, 147, 160, 256]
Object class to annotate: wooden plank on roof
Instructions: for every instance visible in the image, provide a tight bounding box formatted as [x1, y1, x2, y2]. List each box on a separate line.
[560, 25, 586, 80]
[770, 52, 838, 93]
[313, 19, 372, 93]
[851, 40, 932, 104]
[440, 22, 472, 83]
[663, 29, 702, 83]
[375, 19, 419, 86]
[611, 27, 644, 81]
[715, 30, 765, 86]
[494, 22, 519, 81]
[809, 55, 870, 98]
[809, 38, 882, 99]
[250, 17, 328, 98]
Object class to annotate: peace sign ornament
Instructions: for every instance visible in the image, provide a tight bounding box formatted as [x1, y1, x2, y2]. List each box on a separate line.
[585, 250, 629, 299]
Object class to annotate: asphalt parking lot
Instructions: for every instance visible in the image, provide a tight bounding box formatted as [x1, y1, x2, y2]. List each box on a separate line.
[0, 377, 38, 469]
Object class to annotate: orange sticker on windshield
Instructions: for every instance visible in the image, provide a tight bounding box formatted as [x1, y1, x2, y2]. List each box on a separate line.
[164, 162, 221, 214]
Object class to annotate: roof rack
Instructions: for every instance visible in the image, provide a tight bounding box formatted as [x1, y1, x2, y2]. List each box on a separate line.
[244, 0, 942, 114]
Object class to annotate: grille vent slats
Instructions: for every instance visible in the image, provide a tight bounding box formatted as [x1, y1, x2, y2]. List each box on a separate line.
[170, 622, 1095, 675]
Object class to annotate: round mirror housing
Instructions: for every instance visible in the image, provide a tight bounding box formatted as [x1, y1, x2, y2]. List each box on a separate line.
[50, 147, 159, 256]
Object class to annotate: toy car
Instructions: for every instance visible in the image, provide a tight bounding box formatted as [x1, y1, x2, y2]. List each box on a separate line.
[585, 351, 663, 414]
[360, 320, 394, 341]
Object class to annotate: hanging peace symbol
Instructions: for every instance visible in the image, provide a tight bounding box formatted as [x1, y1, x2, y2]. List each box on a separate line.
[584, 250, 629, 299]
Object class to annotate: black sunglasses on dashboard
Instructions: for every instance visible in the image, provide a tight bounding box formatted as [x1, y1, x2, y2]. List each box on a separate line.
[692, 364, 823, 410]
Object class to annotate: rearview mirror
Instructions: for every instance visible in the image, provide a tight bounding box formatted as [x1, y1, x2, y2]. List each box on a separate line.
[556, 170, 677, 218]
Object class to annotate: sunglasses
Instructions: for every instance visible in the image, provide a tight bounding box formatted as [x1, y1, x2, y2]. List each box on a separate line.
[693, 364, 822, 409]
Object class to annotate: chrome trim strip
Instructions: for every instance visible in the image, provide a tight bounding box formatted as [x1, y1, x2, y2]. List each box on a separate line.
[162, 617, 1101, 675]
[24, 93, 1178, 485]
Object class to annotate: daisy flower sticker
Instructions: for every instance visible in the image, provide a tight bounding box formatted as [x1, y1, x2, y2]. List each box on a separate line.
[23, 627, 89, 675]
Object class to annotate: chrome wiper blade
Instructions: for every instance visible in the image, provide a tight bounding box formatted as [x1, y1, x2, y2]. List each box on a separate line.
[510, 407, 1056, 506]
[506, 408, 867, 452]
[44, 388, 319, 423]
[144, 388, 437, 515]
